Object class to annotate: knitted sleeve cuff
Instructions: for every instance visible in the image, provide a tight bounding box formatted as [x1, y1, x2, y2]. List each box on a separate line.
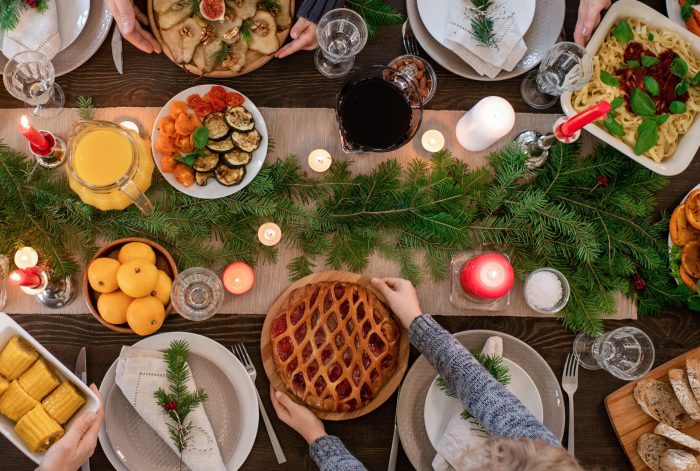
[408, 314, 446, 351]
[297, 0, 345, 23]
[309, 435, 352, 467]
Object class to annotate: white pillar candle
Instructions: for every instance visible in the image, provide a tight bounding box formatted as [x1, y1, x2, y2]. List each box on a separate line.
[257, 222, 282, 246]
[308, 148, 333, 173]
[14, 246, 38, 269]
[421, 130, 445, 153]
[455, 96, 515, 152]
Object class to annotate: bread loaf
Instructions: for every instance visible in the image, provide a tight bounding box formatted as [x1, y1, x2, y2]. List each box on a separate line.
[686, 359, 700, 404]
[638, 433, 671, 471]
[635, 379, 696, 429]
[660, 449, 700, 471]
[669, 369, 700, 421]
[655, 423, 700, 452]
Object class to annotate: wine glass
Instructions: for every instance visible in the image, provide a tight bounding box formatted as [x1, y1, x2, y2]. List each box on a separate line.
[315, 8, 368, 78]
[573, 327, 655, 381]
[3, 51, 64, 118]
[171, 267, 225, 321]
[520, 42, 593, 109]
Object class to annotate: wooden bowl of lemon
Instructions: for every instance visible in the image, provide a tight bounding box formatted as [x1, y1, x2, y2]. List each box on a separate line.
[84, 238, 178, 335]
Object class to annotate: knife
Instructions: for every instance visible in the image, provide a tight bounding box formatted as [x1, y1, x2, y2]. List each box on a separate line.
[75, 347, 90, 471]
[111, 25, 123, 74]
[387, 385, 401, 471]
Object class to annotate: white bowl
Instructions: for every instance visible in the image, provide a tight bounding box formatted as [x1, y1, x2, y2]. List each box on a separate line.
[0, 313, 100, 464]
[560, 0, 700, 176]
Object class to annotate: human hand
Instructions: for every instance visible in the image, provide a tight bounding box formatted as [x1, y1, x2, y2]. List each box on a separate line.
[275, 17, 318, 59]
[371, 277, 422, 330]
[270, 386, 326, 444]
[107, 0, 162, 53]
[574, 0, 612, 46]
[37, 384, 104, 471]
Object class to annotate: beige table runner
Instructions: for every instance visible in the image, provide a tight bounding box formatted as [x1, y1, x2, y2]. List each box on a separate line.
[0, 107, 635, 319]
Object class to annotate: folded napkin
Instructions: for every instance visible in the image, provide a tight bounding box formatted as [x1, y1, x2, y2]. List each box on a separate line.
[443, 0, 526, 78]
[432, 336, 503, 471]
[115, 346, 226, 471]
[2, 2, 60, 60]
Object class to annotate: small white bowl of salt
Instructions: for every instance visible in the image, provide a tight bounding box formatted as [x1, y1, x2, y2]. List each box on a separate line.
[523, 268, 570, 314]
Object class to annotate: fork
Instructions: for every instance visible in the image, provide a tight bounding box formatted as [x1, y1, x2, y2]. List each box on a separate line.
[402, 20, 420, 56]
[231, 343, 286, 464]
[561, 353, 579, 456]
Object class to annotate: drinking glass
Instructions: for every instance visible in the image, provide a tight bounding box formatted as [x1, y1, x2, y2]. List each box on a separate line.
[171, 267, 225, 321]
[3, 51, 64, 118]
[573, 327, 655, 381]
[315, 8, 368, 78]
[520, 42, 593, 109]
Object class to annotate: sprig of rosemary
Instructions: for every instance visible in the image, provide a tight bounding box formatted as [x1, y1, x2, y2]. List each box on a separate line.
[209, 41, 230, 67]
[240, 19, 252, 44]
[468, 0, 498, 48]
[76, 96, 95, 121]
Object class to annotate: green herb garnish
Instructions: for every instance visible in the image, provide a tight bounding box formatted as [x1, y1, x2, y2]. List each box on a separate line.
[611, 96, 625, 109]
[644, 76, 660, 97]
[634, 119, 659, 155]
[209, 41, 230, 67]
[647, 32, 654, 41]
[468, 0, 497, 48]
[614, 20, 634, 44]
[630, 88, 657, 117]
[600, 71, 619, 87]
[670, 101, 688, 114]
[691, 71, 700, 87]
[604, 116, 625, 136]
[681, 0, 697, 21]
[175, 126, 209, 167]
[672, 58, 689, 78]
[641, 55, 659, 67]
[626, 59, 641, 68]
[677, 80, 690, 96]
[656, 114, 669, 126]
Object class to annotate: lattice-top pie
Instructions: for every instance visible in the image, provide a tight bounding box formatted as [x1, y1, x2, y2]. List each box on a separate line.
[270, 282, 400, 412]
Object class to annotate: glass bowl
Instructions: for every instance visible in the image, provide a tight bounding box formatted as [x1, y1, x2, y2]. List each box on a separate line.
[387, 54, 437, 105]
[523, 268, 570, 314]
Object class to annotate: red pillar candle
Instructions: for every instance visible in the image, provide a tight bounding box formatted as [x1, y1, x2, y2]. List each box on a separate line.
[9, 268, 43, 289]
[19, 115, 49, 151]
[460, 253, 514, 299]
[557, 101, 611, 138]
[222, 262, 255, 295]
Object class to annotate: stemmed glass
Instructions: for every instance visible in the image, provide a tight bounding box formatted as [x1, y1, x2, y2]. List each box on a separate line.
[171, 267, 225, 322]
[315, 8, 368, 78]
[520, 42, 593, 109]
[573, 327, 655, 381]
[3, 51, 64, 118]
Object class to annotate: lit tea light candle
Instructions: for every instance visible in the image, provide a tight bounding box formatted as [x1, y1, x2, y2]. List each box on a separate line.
[258, 222, 282, 246]
[14, 247, 39, 269]
[222, 262, 255, 295]
[308, 148, 333, 173]
[421, 130, 445, 153]
[460, 253, 514, 299]
[9, 268, 43, 289]
[455, 97, 515, 152]
[19, 115, 49, 152]
[119, 120, 140, 134]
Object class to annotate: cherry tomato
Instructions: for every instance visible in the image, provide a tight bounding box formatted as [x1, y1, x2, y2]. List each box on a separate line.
[209, 86, 227, 101]
[186, 94, 204, 109]
[193, 103, 213, 117]
[226, 92, 244, 107]
[209, 96, 227, 112]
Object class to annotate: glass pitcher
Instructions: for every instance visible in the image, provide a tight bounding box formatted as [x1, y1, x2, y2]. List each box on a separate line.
[66, 120, 154, 214]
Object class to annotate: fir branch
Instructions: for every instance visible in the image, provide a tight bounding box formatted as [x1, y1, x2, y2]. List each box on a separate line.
[209, 41, 230, 67]
[345, 0, 403, 38]
[0, 0, 49, 31]
[468, 0, 497, 48]
[76, 96, 95, 121]
[240, 20, 252, 44]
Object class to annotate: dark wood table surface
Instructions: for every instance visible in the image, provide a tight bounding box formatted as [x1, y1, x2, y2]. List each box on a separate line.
[2, 0, 700, 470]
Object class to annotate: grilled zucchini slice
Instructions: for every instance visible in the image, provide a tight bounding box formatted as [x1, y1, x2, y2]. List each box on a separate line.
[203, 112, 230, 140]
[206, 137, 235, 153]
[222, 149, 252, 166]
[232, 129, 261, 152]
[192, 149, 220, 172]
[195, 171, 215, 186]
[225, 107, 254, 131]
[215, 164, 246, 186]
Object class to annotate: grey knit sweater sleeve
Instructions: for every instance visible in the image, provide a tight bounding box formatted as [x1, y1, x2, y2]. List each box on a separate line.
[410, 315, 560, 445]
[296, 0, 344, 23]
[309, 435, 367, 471]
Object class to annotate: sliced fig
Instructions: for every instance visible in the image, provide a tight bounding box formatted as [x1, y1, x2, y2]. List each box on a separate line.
[247, 10, 279, 55]
[199, 0, 225, 21]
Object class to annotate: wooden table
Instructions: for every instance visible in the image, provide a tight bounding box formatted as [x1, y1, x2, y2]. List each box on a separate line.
[1, 1, 698, 470]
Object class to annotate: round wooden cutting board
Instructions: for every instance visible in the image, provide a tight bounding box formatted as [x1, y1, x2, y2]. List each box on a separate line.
[261, 270, 410, 421]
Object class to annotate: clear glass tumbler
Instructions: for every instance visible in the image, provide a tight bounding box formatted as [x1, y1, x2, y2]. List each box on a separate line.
[3, 51, 64, 118]
[315, 8, 368, 78]
[573, 327, 655, 381]
[171, 267, 225, 321]
[520, 42, 593, 109]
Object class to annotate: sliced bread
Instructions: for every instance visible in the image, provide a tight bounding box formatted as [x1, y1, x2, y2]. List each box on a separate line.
[635, 379, 696, 429]
[638, 433, 671, 471]
[660, 449, 700, 471]
[686, 359, 700, 404]
[655, 423, 700, 452]
[670, 369, 700, 421]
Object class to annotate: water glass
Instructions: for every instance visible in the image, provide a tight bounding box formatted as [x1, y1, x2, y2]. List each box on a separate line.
[171, 267, 224, 321]
[3, 51, 64, 118]
[520, 42, 593, 109]
[315, 8, 368, 78]
[573, 327, 655, 381]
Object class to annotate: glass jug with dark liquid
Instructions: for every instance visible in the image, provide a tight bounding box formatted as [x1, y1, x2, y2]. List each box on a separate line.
[336, 66, 423, 153]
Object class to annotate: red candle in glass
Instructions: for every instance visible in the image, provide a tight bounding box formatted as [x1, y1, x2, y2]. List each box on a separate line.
[222, 262, 255, 295]
[19, 115, 49, 151]
[460, 253, 514, 299]
[9, 268, 43, 289]
[557, 101, 611, 138]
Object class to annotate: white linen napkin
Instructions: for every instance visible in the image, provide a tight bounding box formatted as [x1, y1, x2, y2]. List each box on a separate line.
[115, 346, 226, 471]
[443, 0, 526, 78]
[2, 2, 60, 60]
[431, 336, 503, 471]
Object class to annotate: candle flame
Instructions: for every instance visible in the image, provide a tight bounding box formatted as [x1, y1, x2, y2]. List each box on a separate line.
[20, 115, 29, 129]
[487, 269, 499, 281]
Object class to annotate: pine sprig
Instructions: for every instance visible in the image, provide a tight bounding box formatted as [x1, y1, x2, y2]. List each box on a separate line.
[0, 0, 49, 31]
[76, 96, 95, 121]
[240, 19, 252, 44]
[345, 0, 404, 38]
[209, 41, 230, 67]
[468, 0, 497, 48]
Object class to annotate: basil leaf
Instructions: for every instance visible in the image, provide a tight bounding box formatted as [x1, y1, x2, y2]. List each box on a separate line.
[614, 20, 634, 43]
[647, 32, 654, 41]
[604, 116, 625, 136]
[626, 60, 641, 68]
[644, 76, 660, 96]
[670, 100, 688, 114]
[682, 2, 695, 21]
[641, 55, 659, 67]
[611, 96, 625, 109]
[192, 126, 209, 149]
[630, 88, 657, 117]
[691, 71, 700, 87]
[688, 294, 700, 312]
[600, 71, 619, 87]
[176, 153, 197, 167]
[672, 57, 689, 78]
[634, 119, 659, 155]
[656, 114, 669, 125]
[677, 80, 690, 96]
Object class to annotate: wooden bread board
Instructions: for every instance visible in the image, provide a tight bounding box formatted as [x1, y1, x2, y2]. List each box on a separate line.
[260, 270, 409, 421]
[605, 346, 700, 470]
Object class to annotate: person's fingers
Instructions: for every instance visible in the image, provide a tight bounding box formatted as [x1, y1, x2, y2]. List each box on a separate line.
[275, 37, 312, 58]
[65, 412, 97, 441]
[274, 389, 298, 410]
[142, 27, 163, 53]
[290, 17, 311, 40]
[134, 5, 149, 25]
[371, 277, 392, 298]
[124, 30, 155, 53]
[574, 0, 606, 46]
[270, 387, 291, 420]
[113, 0, 137, 34]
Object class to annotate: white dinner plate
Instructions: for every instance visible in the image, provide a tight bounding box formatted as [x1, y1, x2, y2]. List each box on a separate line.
[97, 332, 259, 471]
[416, 0, 536, 46]
[666, 0, 700, 28]
[423, 357, 543, 449]
[151, 85, 268, 200]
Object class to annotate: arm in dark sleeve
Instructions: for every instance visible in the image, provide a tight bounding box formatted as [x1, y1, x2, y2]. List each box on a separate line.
[296, 0, 344, 23]
[309, 435, 368, 471]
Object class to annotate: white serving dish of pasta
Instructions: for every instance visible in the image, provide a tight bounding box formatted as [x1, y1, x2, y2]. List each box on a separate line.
[561, 0, 700, 176]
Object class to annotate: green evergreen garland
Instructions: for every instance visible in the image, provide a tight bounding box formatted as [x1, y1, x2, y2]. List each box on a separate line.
[345, 0, 404, 38]
[0, 0, 49, 31]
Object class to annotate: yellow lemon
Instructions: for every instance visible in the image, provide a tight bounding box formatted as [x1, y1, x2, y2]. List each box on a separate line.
[151, 270, 172, 305]
[127, 296, 165, 336]
[97, 290, 133, 325]
[116, 259, 158, 298]
[118, 242, 156, 265]
[87, 257, 120, 293]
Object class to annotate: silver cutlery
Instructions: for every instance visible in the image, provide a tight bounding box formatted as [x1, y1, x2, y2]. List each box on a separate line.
[561, 353, 579, 456]
[230, 343, 286, 464]
[111, 26, 123, 74]
[388, 385, 401, 471]
[75, 347, 90, 471]
[402, 20, 420, 56]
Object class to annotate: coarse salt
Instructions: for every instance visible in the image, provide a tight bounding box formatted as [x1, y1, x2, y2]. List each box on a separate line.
[525, 270, 563, 310]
